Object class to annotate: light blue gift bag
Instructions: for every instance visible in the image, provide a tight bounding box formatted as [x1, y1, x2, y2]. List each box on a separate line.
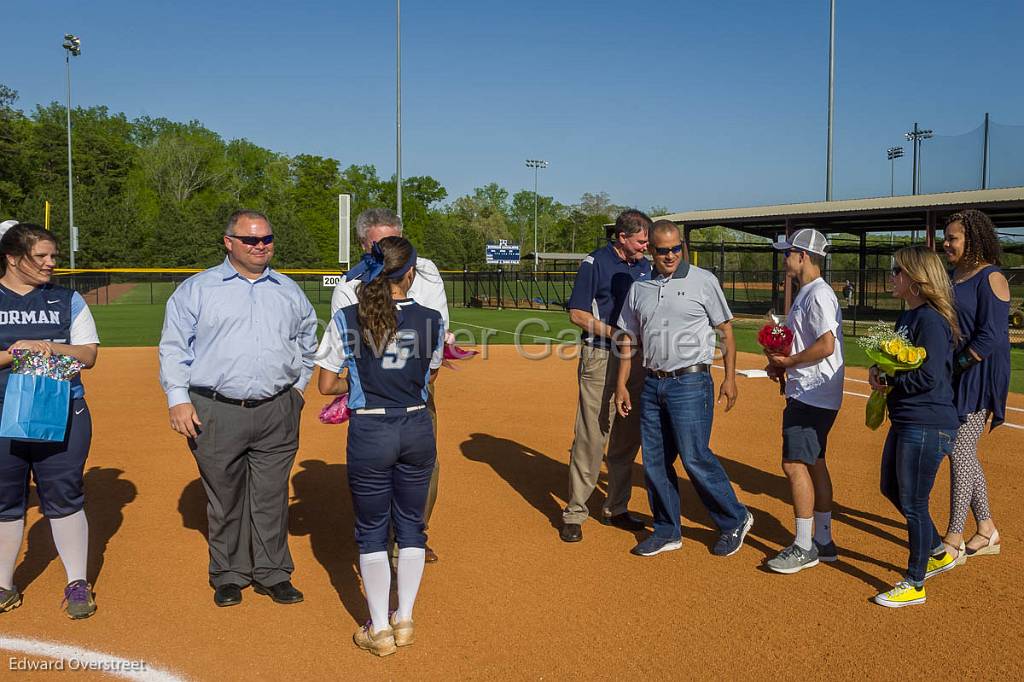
[0, 373, 71, 442]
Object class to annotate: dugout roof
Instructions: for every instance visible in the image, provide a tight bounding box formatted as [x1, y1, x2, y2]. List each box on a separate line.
[655, 186, 1024, 238]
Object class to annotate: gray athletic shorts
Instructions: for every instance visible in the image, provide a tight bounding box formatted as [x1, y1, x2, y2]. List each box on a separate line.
[782, 398, 838, 465]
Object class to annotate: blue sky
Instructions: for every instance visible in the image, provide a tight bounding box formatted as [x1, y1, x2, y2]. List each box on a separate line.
[5, 0, 1023, 213]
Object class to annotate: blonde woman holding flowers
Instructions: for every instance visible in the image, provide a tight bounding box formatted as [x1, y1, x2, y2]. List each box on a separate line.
[868, 245, 960, 608]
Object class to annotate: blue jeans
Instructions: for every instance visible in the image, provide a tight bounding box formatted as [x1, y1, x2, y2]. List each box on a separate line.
[879, 424, 955, 586]
[639, 372, 747, 540]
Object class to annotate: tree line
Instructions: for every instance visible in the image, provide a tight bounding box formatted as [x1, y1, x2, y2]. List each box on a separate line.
[0, 84, 658, 271]
[6, 85, 989, 276]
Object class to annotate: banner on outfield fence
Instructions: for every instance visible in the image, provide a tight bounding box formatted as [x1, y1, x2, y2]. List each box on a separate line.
[486, 240, 520, 265]
[322, 275, 343, 287]
[338, 194, 351, 266]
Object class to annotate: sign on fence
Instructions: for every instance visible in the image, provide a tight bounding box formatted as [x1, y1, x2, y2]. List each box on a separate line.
[486, 240, 520, 265]
[322, 275, 343, 287]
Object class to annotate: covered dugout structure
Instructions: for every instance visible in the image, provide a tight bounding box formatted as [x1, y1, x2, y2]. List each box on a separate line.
[656, 186, 1024, 313]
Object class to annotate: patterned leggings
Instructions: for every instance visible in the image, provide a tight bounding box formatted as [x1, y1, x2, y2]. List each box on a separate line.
[946, 409, 993, 534]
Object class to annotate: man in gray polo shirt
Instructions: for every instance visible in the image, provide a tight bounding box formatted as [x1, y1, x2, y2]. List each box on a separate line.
[614, 220, 752, 557]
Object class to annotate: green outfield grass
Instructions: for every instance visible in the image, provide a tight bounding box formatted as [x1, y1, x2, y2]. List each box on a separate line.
[90, 304, 1024, 393]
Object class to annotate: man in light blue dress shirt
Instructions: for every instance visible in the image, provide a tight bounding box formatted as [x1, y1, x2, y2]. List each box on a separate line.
[159, 210, 318, 608]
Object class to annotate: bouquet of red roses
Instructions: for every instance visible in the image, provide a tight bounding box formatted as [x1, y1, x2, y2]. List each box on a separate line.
[758, 313, 794, 392]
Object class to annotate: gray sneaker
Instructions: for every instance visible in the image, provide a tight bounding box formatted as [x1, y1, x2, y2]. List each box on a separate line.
[766, 543, 820, 574]
[814, 540, 838, 562]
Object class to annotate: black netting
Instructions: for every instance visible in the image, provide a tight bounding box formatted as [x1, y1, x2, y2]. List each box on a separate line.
[988, 120, 1024, 190]
[918, 123, 985, 194]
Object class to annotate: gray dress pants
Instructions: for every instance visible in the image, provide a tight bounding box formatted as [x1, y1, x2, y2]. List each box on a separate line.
[189, 388, 303, 588]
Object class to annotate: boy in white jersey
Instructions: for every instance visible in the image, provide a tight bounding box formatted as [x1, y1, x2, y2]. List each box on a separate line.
[764, 229, 845, 574]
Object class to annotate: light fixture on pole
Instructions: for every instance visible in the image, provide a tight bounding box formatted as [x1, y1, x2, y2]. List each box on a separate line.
[525, 159, 548, 273]
[904, 123, 933, 195]
[886, 146, 904, 197]
[62, 33, 81, 270]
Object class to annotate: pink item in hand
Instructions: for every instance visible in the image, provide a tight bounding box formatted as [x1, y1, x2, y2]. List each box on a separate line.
[444, 343, 478, 360]
[318, 394, 351, 424]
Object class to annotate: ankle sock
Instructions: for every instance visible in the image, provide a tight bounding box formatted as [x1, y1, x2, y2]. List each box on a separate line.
[794, 517, 813, 551]
[396, 547, 425, 622]
[813, 511, 832, 545]
[358, 552, 391, 634]
[50, 510, 89, 585]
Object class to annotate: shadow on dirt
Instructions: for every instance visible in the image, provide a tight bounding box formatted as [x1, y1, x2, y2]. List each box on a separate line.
[15, 466, 137, 591]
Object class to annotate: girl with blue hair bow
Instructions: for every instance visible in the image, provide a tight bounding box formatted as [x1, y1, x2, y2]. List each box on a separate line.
[315, 236, 444, 656]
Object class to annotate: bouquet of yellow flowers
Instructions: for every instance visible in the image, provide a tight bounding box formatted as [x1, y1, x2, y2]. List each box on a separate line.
[857, 325, 928, 430]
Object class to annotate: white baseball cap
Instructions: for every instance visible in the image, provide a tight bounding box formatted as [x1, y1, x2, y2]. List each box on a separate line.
[0, 220, 18, 239]
[773, 228, 829, 257]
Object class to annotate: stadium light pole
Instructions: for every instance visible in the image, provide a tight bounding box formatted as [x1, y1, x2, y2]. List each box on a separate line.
[825, 0, 836, 201]
[886, 146, 904, 197]
[905, 123, 933, 195]
[525, 159, 548, 273]
[395, 0, 402, 218]
[63, 33, 81, 270]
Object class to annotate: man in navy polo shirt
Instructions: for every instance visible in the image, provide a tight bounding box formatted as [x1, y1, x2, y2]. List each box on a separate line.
[560, 209, 651, 543]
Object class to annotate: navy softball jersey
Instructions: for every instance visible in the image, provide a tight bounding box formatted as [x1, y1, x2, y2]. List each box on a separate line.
[315, 299, 444, 409]
[315, 299, 444, 554]
[0, 283, 99, 398]
[0, 283, 99, 521]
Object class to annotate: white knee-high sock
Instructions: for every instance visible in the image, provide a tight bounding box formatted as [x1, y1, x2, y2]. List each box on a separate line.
[50, 510, 89, 584]
[813, 511, 833, 545]
[396, 547, 425, 622]
[358, 552, 391, 634]
[0, 518, 25, 589]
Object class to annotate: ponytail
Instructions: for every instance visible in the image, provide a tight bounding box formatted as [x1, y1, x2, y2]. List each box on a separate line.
[357, 276, 399, 355]
[355, 236, 417, 355]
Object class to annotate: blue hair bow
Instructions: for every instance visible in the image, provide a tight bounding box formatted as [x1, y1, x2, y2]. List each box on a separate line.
[344, 241, 416, 284]
[345, 242, 386, 284]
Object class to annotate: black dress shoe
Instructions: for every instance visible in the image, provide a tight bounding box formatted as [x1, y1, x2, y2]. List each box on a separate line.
[213, 584, 243, 607]
[560, 523, 583, 543]
[253, 580, 304, 604]
[600, 512, 646, 531]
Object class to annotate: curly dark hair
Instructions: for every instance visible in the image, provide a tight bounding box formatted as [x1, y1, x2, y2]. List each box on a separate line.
[356, 236, 415, 355]
[945, 208, 1001, 267]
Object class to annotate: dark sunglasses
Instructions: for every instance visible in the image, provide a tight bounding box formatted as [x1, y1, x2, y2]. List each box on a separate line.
[891, 265, 903, 277]
[654, 244, 683, 256]
[783, 249, 805, 259]
[227, 234, 274, 246]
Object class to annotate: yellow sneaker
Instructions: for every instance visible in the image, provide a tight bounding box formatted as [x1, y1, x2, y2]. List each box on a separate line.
[873, 581, 926, 608]
[924, 551, 958, 580]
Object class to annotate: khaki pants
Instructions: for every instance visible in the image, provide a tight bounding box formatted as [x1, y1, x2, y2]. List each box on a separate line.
[562, 345, 644, 525]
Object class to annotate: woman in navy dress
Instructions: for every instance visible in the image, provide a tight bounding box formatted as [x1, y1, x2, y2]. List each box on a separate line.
[940, 209, 1010, 559]
[316, 236, 444, 657]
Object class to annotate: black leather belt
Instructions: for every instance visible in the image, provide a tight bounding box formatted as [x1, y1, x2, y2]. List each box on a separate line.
[647, 364, 710, 379]
[189, 385, 291, 408]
